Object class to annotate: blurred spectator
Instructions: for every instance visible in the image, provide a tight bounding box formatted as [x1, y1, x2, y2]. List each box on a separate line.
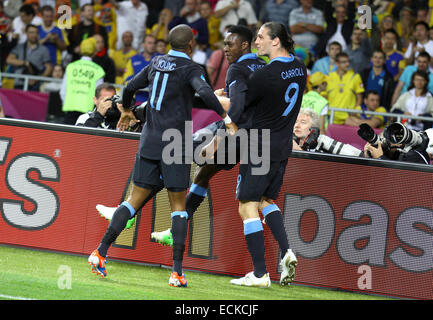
[110, 0, 148, 51]
[371, 13, 399, 51]
[391, 52, 433, 105]
[0, 1, 13, 71]
[214, 0, 258, 35]
[326, 52, 364, 125]
[246, 0, 267, 23]
[266, 0, 298, 30]
[38, 5, 66, 66]
[0, 1, 11, 35]
[344, 90, 388, 129]
[345, 27, 373, 75]
[11, 4, 42, 44]
[415, 6, 428, 22]
[41, 63, 64, 92]
[199, 0, 222, 51]
[164, 0, 185, 17]
[3, 0, 24, 19]
[169, 0, 209, 47]
[92, 34, 116, 84]
[41, 64, 64, 123]
[155, 39, 168, 54]
[301, 72, 329, 134]
[60, 37, 105, 125]
[192, 36, 208, 65]
[94, 2, 117, 51]
[109, 31, 137, 85]
[6, 24, 52, 91]
[93, 0, 104, 12]
[392, 0, 419, 20]
[404, 21, 433, 65]
[67, 4, 108, 61]
[150, 8, 173, 43]
[25, 0, 42, 18]
[122, 34, 160, 103]
[395, 6, 415, 50]
[391, 70, 433, 131]
[359, 50, 395, 111]
[313, 2, 355, 58]
[206, 46, 229, 90]
[207, 0, 220, 11]
[382, 29, 406, 82]
[143, 0, 165, 29]
[289, 0, 324, 52]
[78, 0, 92, 7]
[311, 41, 341, 75]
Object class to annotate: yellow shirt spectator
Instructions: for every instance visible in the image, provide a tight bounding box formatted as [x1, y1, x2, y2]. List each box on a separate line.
[327, 68, 365, 124]
[110, 47, 137, 85]
[199, 1, 222, 50]
[94, 4, 117, 51]
[207, 15, 222, 51]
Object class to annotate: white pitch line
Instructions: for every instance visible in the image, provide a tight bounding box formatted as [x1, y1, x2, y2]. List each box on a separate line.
[0, 294, 37, 300]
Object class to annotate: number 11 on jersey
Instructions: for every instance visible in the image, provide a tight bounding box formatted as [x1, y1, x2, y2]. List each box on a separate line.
[150, 71, 169, 111]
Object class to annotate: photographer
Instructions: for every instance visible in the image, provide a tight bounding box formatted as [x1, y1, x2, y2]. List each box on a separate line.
[293, 108, 363, 157]
[75, 83, 145, 131]
[360, 122, 431, 165]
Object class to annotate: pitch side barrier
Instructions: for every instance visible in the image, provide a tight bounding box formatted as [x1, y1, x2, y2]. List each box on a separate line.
[0, 118, 431, 299]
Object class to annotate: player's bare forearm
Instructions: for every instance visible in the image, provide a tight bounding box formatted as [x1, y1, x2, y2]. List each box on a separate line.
[217, 96, 230, 112]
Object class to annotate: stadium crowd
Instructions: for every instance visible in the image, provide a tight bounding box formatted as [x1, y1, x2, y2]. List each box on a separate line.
[0, 0, 432, 160]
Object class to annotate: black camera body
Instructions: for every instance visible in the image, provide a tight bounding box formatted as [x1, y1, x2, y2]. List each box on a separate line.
[302, 127, 320, 150]
[106, 94, 121, 111]
[103, 94, 122, 127]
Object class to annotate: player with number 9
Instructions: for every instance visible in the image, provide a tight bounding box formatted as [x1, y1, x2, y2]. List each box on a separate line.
[229, 22, 307, 288]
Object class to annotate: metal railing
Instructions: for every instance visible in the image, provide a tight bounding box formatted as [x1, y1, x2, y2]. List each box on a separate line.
[328, 107, 433, 124]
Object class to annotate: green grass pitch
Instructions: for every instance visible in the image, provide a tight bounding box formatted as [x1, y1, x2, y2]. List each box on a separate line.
[0, 245, 392, 301]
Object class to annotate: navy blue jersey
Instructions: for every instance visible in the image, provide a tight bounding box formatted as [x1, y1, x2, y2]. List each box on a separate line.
[245, 55, 307, 161]
[122, 50, 226, 160]
[225, 53, 266, 129]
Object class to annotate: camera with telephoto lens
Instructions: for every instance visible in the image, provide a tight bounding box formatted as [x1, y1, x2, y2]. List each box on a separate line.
[300, 127, 363, 156]
[357, 123, 390, 154]
[358, 122, 429, 154]
[383, 122, 426, 152]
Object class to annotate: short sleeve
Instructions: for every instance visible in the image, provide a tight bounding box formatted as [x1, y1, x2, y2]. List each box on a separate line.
[353, 74, 365, 94]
